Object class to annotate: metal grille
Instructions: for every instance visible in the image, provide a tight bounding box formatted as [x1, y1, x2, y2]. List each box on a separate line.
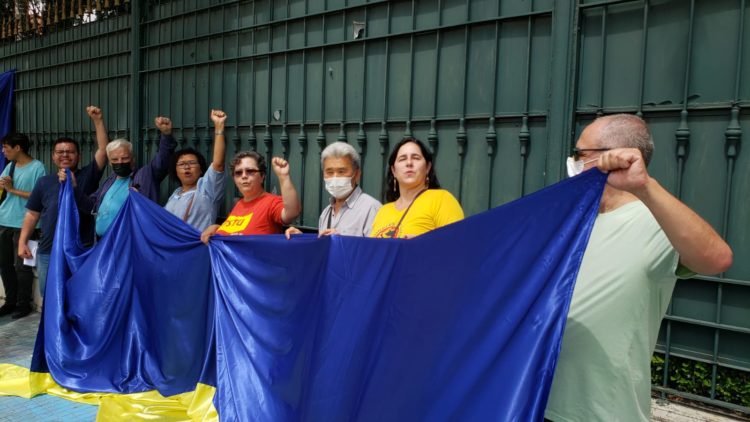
[0, 0, 747, 414]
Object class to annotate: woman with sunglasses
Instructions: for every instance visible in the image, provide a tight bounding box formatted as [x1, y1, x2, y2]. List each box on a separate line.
[370, 137, 464, 238]
[200, 151, 301, 243]
[164, 109, 227, 231]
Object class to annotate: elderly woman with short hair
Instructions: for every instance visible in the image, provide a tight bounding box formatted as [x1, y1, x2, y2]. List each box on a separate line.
[201, 152, 300, 243]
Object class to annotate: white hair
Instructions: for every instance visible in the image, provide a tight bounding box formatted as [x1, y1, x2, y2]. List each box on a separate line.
[106, 139, 133, 157]
[320, 142, 361, 170]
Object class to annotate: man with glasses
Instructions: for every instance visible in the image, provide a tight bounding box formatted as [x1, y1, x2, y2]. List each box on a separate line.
[16, 106, 109, 306]
[0, 133, 46, 319]
[75, 111, 176, 238]
[164, 109, 226, 230]
[544, 114, 733, 422]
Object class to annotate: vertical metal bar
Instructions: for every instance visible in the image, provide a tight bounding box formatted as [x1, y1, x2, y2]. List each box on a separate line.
[708, 0, 746, 401]
[428, 0, 443, 160]
[248, 65, 257, 162]
[191, 4, 200, 153]
[298, 119, 308, 225]
[455, 0, 471, 203]
[636, 1, 649, 118]
[486, 14, 500, 210]
[357, 7, 369, 186]
[180, 3, 188, 153]
[129, 0, 141, 158]
[318, 12, 328, 214]
[209, 6, 222, 163]
[405, 0, 415, 138]
[232, 1, 241, 158]
[298, 10, 309, 225]
[281, 12, 290, 163]
[248, 0, 257, 164]
[597, 6, 607, 116]
[265, 0, 274, 192]
[340, 10, 347, 143]
[519, 1, 534, 197]
[379, 2, 392, 200]
[665, 0, 695, 399]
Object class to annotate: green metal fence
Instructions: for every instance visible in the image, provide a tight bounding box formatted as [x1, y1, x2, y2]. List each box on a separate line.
[0, 0, 747, 414]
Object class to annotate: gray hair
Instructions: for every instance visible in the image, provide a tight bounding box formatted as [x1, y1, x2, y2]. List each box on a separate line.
[106, 138, 133, 157]
[595, 114, 654, 166]
[320, 142, 361, 171]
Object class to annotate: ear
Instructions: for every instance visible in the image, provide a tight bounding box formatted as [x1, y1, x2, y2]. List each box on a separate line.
[352, 168, 361, 185]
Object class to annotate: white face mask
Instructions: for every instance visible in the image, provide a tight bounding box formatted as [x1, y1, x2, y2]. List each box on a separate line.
[566, 157, 599, 178]
[324, 176, 354, 199]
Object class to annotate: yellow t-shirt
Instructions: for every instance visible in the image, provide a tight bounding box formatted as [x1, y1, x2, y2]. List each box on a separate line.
[369, 189, 464, 238]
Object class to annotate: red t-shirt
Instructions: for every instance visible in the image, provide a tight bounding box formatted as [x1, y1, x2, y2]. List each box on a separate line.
[216, 193, 285, 235]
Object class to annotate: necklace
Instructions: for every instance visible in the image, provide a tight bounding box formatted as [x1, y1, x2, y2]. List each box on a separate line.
[397, 188, 427, 210]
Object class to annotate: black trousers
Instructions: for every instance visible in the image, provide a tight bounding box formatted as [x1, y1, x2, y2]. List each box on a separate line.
[0, 226, 35, 309]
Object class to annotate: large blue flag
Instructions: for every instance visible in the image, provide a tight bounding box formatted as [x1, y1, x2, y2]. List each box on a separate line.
[31, 171, 214, 397]
[0, 69, 14, 171]
[31, 169, 607, 420]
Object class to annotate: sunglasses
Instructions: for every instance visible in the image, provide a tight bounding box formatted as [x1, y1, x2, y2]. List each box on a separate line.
[233, 168, 261, 177]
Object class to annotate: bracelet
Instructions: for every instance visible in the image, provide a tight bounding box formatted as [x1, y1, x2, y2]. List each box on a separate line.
[215, 131, 224, 136]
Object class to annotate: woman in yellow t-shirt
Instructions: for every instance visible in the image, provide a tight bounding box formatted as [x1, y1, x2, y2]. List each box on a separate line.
[370, 137, 464, 238]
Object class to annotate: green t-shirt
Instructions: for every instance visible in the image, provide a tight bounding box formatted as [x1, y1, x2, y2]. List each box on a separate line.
[545, 201, 683, 422]
[0, 159, 46, 228]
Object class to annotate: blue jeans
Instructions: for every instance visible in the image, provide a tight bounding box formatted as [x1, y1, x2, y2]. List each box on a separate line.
[36, 252, 50, 298]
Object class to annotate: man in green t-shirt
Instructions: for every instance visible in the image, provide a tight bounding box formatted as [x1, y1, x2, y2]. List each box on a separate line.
[545, 114, 733, 422]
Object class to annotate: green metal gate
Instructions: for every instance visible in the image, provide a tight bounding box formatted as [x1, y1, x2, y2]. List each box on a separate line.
[0, 0, 747, 414]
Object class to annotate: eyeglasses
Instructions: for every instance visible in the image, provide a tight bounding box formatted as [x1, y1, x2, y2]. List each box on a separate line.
[233, 168, 261, 177]
[571, 147, 611, 161]
[176, 160, 199, 168]
[54, 149, 77, 156]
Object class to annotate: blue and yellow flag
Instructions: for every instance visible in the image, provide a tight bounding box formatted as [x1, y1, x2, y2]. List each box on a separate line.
[1, 169, 606, 421]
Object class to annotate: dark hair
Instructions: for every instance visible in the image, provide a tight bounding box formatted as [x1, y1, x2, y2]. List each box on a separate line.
[52, 137, 80, 154]
[1, 132, 31, 154]
[384, 137, 440, 202]
[169, 148, 208, 182]
[230, 151, 266, 175]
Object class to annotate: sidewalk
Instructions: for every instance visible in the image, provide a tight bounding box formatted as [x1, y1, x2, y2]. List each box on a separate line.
[0, 311, 96, 422]
[0, 311, 745, 421]
[652, 399, 745, 422]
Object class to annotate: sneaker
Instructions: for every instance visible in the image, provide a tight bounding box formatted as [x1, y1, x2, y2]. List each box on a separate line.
[0, 304, 15, 316]
[11, 307, 31, 319]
